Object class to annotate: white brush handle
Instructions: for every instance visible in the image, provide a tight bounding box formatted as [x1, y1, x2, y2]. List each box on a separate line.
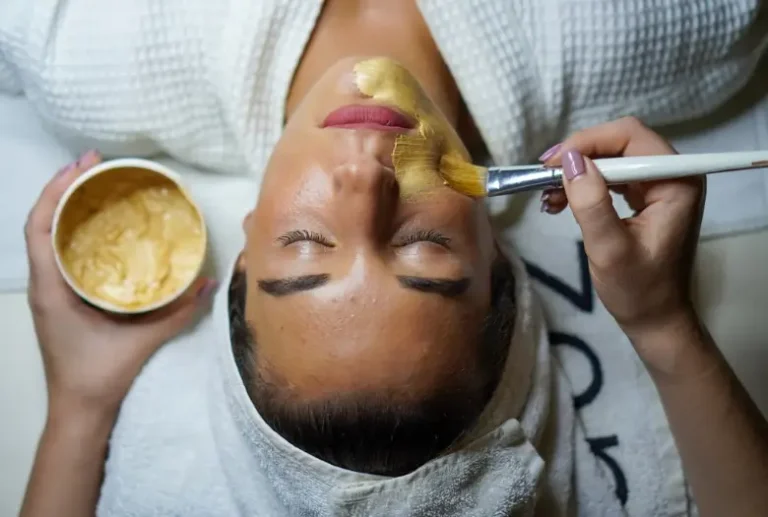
[592, 151, 768, 183]
[486, 151, 768, 196]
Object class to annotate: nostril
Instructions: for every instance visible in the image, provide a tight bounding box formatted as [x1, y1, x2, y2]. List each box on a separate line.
[332, 157, 401, 201]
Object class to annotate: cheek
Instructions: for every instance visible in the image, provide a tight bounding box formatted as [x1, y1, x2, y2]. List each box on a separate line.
[242, 211, 253, 232]
[470, 202, 495, 261]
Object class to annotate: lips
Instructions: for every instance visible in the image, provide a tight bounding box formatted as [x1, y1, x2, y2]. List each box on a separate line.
[322, 105, 415, 132]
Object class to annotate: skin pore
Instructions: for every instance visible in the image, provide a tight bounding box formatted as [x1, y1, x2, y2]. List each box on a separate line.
[242, 1, 499, 404]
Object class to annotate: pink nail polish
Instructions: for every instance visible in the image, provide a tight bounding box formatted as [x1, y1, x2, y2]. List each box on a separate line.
[56, 162, 78, 177]
[77, 149, 101, 169]
[538, 143, 562, 162]
[563, 149, 585, 180]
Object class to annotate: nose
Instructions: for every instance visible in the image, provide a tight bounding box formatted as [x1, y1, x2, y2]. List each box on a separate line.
[330, 155, 399, 240]
[334, 157, 398, 219]
[325, 129, 403, 238]
[333, 157, 397, 195]
[328, 127, 398, 187]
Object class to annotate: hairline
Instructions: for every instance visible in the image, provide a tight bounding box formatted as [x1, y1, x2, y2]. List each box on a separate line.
[227, 256, 516, 474]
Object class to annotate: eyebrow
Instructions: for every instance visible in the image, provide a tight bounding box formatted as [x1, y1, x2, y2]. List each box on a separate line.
[396, 276, 471, 298]
[257, 275, 330, 296]
[257, 274, 470, 298]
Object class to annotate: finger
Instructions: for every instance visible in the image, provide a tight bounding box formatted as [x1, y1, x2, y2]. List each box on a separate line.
[543, 117, 676, 167]
[26, 150, 102, 243]
[561, 150, 630, 257]
[689, 175, 706, 243]
[642, 175, 706, 254]
[25, 151, 102, 281]
[540, 188, 568, 214]
[135, 277, 218, 349]
[610, 184, 648, 214]
[544, 185, 645, 216]
[542, 188, 566, 205]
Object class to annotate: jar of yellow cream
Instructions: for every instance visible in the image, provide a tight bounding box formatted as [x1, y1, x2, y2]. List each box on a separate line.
[52, 159, 207, 314]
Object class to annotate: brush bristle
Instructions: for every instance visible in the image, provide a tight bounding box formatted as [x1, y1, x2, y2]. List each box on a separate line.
[439, 154, 488, 197]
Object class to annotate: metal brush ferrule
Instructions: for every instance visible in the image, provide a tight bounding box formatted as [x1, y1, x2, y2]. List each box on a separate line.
[485, 166, 563, 196]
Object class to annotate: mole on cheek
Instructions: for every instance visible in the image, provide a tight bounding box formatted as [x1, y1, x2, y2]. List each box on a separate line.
[353, 57, 470, 199]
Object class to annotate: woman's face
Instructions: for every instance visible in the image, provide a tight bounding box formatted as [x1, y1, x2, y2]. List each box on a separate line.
[244, 57, 497, 401]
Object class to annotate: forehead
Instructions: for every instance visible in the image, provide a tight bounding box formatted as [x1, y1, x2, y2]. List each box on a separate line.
[246, 273, 487, 399]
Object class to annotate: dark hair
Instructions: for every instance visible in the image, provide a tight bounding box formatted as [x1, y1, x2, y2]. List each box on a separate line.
[228, 257, 516, 477]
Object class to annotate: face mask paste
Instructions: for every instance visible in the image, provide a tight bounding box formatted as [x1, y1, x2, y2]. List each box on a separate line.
[353, 57, 471, 198]
[56, 168, 206, 310]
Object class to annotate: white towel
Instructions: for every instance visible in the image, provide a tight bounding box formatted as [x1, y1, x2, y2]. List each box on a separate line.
[502, 208, 691, 515]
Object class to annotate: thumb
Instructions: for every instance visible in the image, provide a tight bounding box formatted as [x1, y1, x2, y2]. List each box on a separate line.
[137, 277, 218, 347]
[561, 149, 630, 255]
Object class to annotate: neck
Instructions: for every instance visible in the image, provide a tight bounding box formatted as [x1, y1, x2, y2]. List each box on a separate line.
[285, 0, 462, 128]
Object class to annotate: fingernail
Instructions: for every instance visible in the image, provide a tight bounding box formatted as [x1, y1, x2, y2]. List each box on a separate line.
[77, 149, 101, 169]
[563, 149, 585, 180]
[196, 279, 218, 299]
[538, 143, 562, 162]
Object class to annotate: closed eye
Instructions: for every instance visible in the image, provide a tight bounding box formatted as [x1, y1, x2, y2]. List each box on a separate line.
[277, 230, 335, 247]
[393, 229, 451, 249]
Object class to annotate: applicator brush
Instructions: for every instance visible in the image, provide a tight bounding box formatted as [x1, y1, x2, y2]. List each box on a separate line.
[439, 152, 768, 197]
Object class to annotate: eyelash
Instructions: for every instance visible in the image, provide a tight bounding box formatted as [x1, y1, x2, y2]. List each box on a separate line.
[278, 229, 451, 248]
[395, 229, 451, 248]
[278, 230, 335, 247]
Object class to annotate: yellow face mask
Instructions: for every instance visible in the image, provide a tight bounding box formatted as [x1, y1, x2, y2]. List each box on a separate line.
[56, 169, 206, 310]
[353, 57, 471, 198]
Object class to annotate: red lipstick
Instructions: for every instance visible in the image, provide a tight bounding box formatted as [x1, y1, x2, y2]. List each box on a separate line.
[322, 105, 415, 132]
